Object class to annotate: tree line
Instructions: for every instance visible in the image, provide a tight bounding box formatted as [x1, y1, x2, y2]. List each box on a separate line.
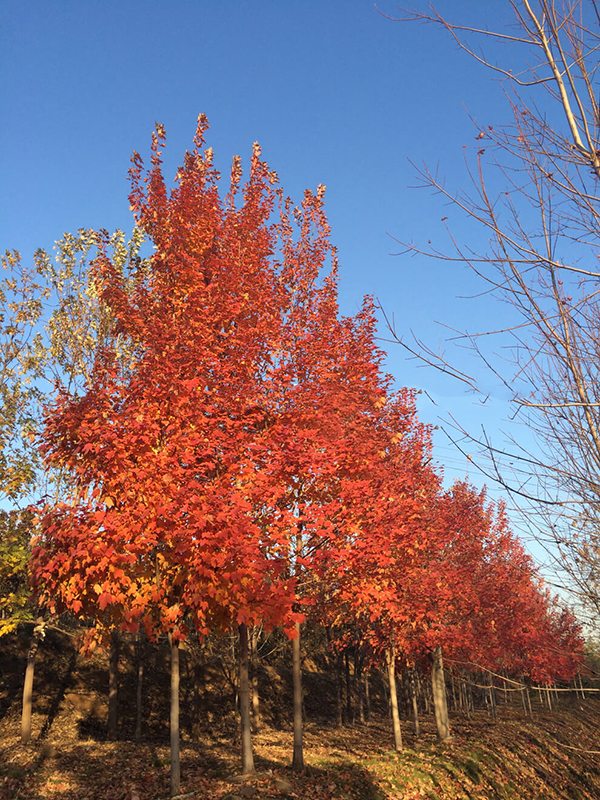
[0, 116, 587, 796]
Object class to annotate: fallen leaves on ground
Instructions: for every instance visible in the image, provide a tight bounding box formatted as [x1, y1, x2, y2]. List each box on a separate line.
[2, 697, 600, 799]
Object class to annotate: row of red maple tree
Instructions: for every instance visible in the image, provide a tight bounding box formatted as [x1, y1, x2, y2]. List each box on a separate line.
[27, 117, 585, 794]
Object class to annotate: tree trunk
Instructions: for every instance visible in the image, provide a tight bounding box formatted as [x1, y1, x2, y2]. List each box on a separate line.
[461, 676, 470, 718]
[108, 630, 119, 740]
[410, 667, 420, 737]
[520, 679, 528, 715]
[292, 621, 304, 771]
[21, 620, 44, 744]
[488, 671, 497, 722]
[345, 650, 352, 724]
[355, 650, 365, 723]
[170, 636, 180, 798]
[250, 625, 261, 733]
[325, 627, 343, 728]
[192, 660, 203, 739]
[336, 651, 343, 727]
[386, 644, 403, 752]
[430, 646, 451, 741]
[239, 623, 254, 774]
[364, 670, 371, 722]
[135, 630, 144, 742]
[420, 668, 430, 714]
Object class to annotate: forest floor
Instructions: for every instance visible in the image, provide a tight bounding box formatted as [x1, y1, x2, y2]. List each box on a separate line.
[1, 630, 600, 799]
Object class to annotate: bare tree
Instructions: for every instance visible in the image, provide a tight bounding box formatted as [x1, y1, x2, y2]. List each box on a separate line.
[384, 0, 600, 626]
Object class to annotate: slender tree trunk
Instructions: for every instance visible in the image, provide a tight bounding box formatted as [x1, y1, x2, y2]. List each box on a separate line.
[524, 678, 533, 718]
[386, 644, 403, 752]
[420, 669, 430, 715]
[410, 668, 420, 737]
[192, 661, 201, 739]
[336, 651, 344, 727]
[239, 623, 254, 774]
[466, 679, 473, 716]
[292, 621, 304, 771]
[325, 626, 343, 727]
[345, 650, 352, 724]
[135, 630, 144, 742]
[463, 676, 471, 719]
[364, 670, 371, 722]
[170, 636, 180, 798]
[488, 672, 497, 722]
[250, 625, 261, 733]
[430, 646, 451, 741]
[355, 650, 365, 723]
[579, 672, 586, 700]
[108, 630, 119, 740]
[21, 620, 44, 744]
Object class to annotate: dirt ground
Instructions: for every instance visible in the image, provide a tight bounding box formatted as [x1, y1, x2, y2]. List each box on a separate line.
[2, 628, 600, 799]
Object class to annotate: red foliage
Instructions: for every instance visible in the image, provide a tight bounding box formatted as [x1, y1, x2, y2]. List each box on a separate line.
[31, 118, 342, 643]
[29, 116, 585, 681]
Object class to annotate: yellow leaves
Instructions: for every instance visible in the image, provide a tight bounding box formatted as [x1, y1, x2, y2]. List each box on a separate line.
[374, 395, 387, 409]
[0, 256, 49, 498]
[0, 620, 18, 637]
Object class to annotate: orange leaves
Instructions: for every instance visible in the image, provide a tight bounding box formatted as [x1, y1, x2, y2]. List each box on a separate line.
[97, 592, 113, 611]
[33, 118, 348, 642]
[31, 117, 575, 685]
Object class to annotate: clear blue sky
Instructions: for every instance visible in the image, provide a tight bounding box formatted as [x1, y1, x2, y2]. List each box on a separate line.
[2, 1, 529, 499]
